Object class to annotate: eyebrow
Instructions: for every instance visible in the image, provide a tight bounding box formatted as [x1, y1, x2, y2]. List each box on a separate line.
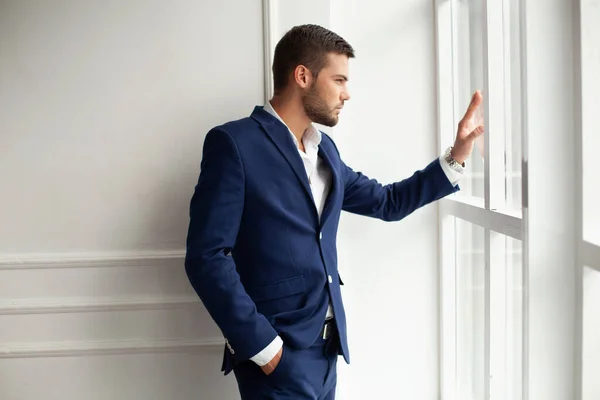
[333, 75, 349, 81]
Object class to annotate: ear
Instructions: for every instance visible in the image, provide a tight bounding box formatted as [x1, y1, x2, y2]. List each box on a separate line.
[293, 65, 313, 89]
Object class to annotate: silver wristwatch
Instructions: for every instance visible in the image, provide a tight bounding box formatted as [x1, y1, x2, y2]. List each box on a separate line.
[444, 146, 465, 173]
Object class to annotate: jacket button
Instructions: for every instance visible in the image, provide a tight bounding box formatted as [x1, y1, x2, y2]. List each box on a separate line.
[319, 232, 323, 240]
[328, 275, 333, 284]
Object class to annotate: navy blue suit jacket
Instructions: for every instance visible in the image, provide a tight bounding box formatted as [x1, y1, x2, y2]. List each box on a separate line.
[185, 106, 458, 374]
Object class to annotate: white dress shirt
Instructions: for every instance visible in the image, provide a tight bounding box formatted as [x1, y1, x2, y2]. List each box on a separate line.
[250, 102, 464, 366]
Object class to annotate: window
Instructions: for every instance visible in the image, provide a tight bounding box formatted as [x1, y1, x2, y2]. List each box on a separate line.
[455, 219, 485, 399]
[502, 0, 522, 213]
[446, 0, 522, 214]
[501, 235, 524, 399]
[439, 1, 598, 399]
[436, 0, 525, 399]
[442, 217, 523, 400]
[453, 0, 485, 201]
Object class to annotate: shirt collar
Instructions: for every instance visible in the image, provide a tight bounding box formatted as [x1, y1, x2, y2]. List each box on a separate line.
[263, 102, 322, 149]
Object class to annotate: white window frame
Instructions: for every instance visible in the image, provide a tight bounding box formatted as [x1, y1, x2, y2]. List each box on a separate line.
[436, 1, 525, 399]
[436, 0, 588, 399]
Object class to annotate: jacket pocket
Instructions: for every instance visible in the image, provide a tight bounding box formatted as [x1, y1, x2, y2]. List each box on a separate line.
[246, 276, 306, 303]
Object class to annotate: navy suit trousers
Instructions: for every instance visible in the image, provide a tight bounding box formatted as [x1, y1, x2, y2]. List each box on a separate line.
[233, 330, 339, 400]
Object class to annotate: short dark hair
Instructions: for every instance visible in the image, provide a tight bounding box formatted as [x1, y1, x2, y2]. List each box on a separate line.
[272, 24, 355, 93]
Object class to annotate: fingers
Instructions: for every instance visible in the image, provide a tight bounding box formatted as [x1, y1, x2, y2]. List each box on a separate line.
[460, 90, 483, 127]
[264, 346, 283, 375]
[467, 125, 485, 141]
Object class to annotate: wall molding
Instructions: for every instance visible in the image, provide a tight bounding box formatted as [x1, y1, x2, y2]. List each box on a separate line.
[0, 250, 185, 270]
[0, 295, 200, 315]
[0, 337, 223, 359]
[262, 0, 276, 103]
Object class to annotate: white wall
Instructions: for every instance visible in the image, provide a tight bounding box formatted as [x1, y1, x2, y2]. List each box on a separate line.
[523, 0, 578, 398]
[330, 1, 440, 399]
[0, 1, 442, 398]
[0, 1, 264, 399]
[0, 0, 264, 254]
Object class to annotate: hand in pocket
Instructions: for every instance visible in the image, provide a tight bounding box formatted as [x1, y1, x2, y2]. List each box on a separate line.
[261, 345, 284, 376]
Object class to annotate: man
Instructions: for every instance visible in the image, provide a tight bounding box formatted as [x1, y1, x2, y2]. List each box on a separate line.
[185, 24, 483, 399]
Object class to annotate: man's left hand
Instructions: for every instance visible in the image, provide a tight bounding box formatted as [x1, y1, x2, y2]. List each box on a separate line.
[451, 90, 484, 165]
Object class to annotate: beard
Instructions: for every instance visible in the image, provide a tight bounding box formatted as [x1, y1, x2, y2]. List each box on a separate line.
[302, 85, 339, 127]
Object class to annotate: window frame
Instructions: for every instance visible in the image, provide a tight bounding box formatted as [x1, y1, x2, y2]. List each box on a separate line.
[436, 1, 526, 399]
[435, 0, 596, 399]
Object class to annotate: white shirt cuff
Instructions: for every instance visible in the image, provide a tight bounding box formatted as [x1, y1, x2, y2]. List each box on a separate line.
[438, 154, 464, 187]
[250, 335, 283, 366]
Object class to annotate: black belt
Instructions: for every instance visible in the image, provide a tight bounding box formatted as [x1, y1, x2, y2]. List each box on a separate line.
[321, 318, 336, 339]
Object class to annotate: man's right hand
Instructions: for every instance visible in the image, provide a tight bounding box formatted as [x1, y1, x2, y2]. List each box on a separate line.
[260, 346, 283, 375]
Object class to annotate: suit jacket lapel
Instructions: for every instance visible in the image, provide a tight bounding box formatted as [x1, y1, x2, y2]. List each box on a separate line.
[317, 142, 340, 227]
[251, 106, 315, 208]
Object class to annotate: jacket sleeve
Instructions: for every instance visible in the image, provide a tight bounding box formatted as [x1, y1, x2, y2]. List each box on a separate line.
[341, 158, 459, 221]
[185, 127, 278, 362]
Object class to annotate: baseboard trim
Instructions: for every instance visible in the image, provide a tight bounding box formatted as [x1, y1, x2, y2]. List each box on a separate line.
[0, 338, 224, 359]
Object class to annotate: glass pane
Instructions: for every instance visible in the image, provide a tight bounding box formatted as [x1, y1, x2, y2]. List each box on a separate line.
[453, 0, 485, 200]
[582, 1, 600, 246]
[505, 236, 523, 400]
[456, 218, 485, 399]
[504, 0, 523, 212]
[583, 266, 600, 400]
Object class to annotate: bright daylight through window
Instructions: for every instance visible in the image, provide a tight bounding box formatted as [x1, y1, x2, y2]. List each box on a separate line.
[437, 0, 525, 399]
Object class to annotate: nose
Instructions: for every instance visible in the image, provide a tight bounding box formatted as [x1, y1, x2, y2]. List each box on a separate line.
[341, 90, 351, 102]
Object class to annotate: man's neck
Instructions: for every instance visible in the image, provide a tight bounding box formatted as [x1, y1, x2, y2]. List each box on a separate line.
[269, 96, 311, 147]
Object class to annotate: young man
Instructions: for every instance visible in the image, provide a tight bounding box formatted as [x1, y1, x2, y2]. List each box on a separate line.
[185, 24, 483, 399]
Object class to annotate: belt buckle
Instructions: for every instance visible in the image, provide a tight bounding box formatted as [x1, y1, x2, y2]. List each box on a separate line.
[322, 320, 333, 339]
